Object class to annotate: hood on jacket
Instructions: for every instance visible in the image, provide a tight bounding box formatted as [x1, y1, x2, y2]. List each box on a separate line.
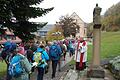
[37, 47, 43, 52]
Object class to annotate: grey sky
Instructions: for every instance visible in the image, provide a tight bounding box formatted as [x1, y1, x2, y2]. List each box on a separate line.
[29, 0, 120, 24]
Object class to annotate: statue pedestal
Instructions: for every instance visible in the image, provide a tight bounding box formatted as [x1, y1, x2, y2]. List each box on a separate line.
[87, 66, 105, 78]
[87, 4, 104, 79]
[87, 24, 105, 79]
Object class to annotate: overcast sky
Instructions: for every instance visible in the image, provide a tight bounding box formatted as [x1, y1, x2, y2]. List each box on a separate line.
[29, 0, 120, 24]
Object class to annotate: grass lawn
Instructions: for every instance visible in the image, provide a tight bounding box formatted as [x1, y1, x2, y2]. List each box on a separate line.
[88, 31, 120, 61]
[0, 31, 120, 77]
[0, 61, 7, 78]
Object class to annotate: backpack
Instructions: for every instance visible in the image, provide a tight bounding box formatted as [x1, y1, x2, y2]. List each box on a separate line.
[0, 41, 17, 62]
[69, 41, 73, 49]
[33, 52, 42, 64]
[49, 45, 59, 60]
[8, 54, 24, 77]
[1, 42, 12, 59]
[33, 51, 47, 67]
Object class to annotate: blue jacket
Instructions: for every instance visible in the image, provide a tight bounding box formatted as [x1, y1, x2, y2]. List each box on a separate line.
[35, 47, 49, 68]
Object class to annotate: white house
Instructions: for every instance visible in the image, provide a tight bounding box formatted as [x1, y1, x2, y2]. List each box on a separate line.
[70, 12, 87, 38]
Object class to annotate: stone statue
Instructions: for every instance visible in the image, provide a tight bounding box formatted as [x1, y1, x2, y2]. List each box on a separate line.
[93, 3, 102, 25]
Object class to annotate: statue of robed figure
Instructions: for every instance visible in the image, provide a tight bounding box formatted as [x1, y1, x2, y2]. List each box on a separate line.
[93, 3, 102, 25]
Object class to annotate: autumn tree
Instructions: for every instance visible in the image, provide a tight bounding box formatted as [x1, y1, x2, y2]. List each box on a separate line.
[102, 2, 120, 31]
[58, 15, 79, 37]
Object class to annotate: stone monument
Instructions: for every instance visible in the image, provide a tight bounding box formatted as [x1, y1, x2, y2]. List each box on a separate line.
[93, 3, 102, 26]
[87, 3, 105, 78]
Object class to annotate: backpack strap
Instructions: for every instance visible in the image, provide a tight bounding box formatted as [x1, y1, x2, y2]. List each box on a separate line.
[40, 50, 46, 59]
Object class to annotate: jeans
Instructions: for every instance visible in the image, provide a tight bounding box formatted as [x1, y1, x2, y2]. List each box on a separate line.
[6, 64, 12, 80]
[37, 67, 44, 80]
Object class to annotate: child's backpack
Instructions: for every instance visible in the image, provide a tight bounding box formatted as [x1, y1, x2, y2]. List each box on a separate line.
[49, 45, 59, 60]
[8, 54, 24, 77]
[33, 52, 42, 64]
[33, 51, 47, 67]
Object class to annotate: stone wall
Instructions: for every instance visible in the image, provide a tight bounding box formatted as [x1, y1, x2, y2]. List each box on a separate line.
[108, 56, 120, 79]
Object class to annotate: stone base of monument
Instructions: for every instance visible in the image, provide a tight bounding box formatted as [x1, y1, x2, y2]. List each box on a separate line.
[87, 66, 105, 78]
